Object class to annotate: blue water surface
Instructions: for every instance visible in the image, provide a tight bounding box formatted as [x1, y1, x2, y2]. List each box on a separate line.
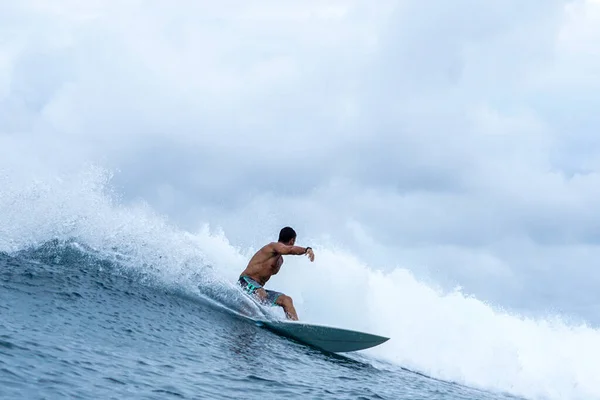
[0, 242, 523, 400]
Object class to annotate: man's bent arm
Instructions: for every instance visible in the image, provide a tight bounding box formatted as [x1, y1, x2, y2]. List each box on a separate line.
[272, 242, 310, 255]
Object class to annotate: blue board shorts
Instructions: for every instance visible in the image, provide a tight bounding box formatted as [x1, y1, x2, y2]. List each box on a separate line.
[238, 275, 282, 306]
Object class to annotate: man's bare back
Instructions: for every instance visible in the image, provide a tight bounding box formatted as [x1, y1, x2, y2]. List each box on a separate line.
[238, 227, 315, 320]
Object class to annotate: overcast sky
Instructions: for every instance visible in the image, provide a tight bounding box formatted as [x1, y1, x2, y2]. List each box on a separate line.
[2, 0, 600, 321]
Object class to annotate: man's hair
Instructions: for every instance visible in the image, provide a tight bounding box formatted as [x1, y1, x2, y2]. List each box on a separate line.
[278, 226, 297, 243]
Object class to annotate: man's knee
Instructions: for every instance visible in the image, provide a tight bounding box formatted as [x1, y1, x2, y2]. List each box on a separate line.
[276, 294, 293, 307]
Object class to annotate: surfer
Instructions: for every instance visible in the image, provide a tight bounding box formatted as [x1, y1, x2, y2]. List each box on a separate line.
[238, 227, 315, 321]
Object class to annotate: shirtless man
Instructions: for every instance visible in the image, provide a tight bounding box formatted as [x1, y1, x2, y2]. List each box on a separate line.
[238, 227, 315, 320]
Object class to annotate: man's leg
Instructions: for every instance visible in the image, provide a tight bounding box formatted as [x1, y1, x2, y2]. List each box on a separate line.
[275, 295, 298, 321]
[255, 288, 299, 321]
[254, 288, 269, 303]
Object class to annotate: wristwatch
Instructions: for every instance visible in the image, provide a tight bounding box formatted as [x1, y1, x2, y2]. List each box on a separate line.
[305, 247, 312, 253]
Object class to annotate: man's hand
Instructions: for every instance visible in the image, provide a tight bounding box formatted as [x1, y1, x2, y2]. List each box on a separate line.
[306, 248, 315, 262]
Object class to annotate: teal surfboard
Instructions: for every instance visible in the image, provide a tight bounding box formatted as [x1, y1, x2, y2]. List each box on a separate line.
[233, 285, 389, 353]
[254, 319, 390, 353]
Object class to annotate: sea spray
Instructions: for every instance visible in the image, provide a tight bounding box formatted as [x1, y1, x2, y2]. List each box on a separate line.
[1, 167, 599, 400]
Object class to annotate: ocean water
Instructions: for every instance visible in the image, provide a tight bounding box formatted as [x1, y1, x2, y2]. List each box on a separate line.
[0, 170, 599, 400]
[1, 242, 523, 400]
[0, 243, 520, 400]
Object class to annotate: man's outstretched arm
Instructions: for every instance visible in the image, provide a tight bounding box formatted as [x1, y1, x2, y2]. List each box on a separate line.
[271, 242, 315, 261]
